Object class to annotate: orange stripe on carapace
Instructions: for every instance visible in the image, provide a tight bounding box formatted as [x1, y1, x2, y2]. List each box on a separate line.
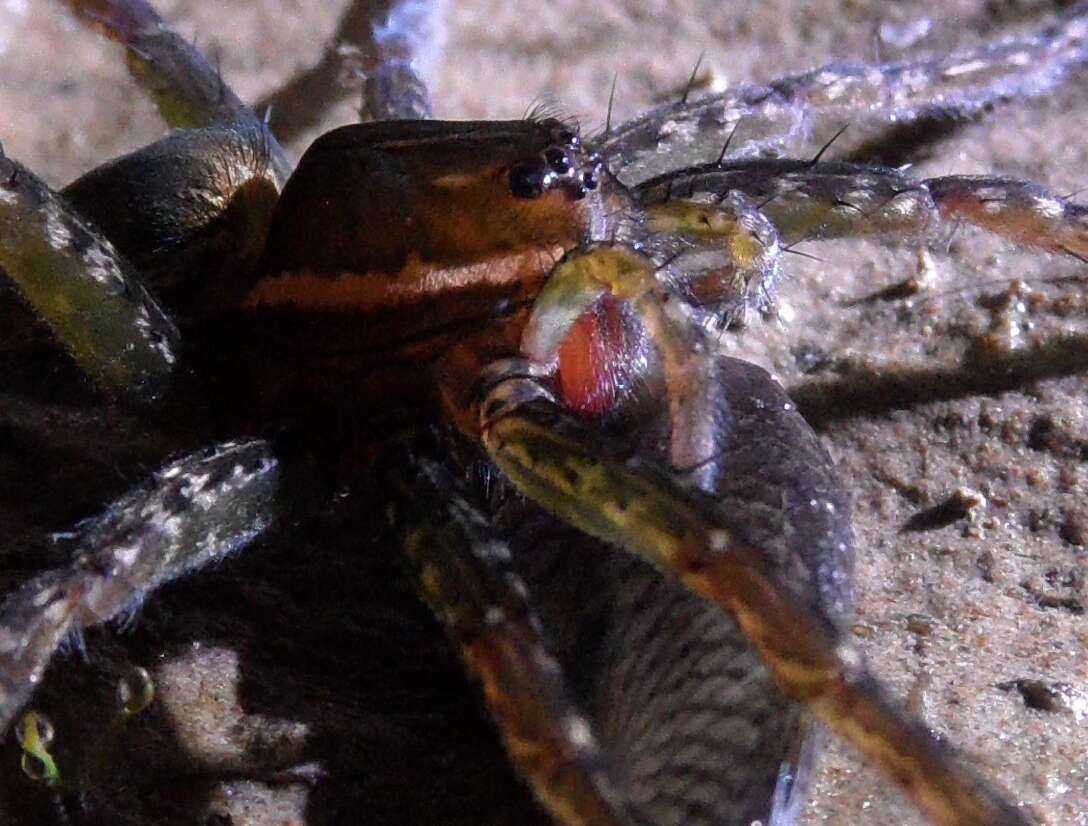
[557, 294, 642, 417]
[244, 247, 561, 313]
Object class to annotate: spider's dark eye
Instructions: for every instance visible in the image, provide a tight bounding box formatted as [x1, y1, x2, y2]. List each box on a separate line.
[509, 160, 546, 198]
[545, 148, 571, 174]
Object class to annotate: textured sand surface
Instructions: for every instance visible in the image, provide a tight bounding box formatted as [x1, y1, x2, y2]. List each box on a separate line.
[1, 2, 1086, 825]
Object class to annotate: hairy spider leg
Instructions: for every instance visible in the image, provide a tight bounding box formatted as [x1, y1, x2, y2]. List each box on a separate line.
[0, 125, 280, 398]
[0, 441, 279, 734]
[65, 0, 292, 182]
[397, 459, 642, 826]
[0, 153, 178, 401]
[360, 0, 440, 121]
[0, 5, 287, 401]
[67, 0, 444, 151]
[600, 3, 1088, 185]
[639, 161, 1088, 260]
[616, 166, 1076, 335]
[478, 246, 1035, 826]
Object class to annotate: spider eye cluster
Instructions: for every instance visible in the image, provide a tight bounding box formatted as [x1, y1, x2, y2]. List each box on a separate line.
[507, 142, 602, 201]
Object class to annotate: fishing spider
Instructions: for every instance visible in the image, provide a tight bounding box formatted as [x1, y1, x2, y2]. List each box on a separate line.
[0, 1, 1085, 824]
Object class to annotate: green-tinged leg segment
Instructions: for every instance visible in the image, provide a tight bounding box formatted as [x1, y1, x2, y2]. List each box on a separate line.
[479, 395, 1035, 826]
[65, 0, 291, 183]
[0, 440, 278, 735]
[638, 161, 1088, 261]
[0, 152, 178, 401]
[398, 460, 640, 826]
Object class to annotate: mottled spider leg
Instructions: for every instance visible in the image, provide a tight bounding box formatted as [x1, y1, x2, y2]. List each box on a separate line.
[432, 314, 821, 824]
[0, 150, 177, 401]
[479, 246, 1034, 826]
[0, 3, 283, 399]
[600, 4, 1088, 184]
[0, 122, 278, 397]
[361, 0, 439, 121]
[253, 0, 445, 143]
[928, 176, 1088, 261]
[395, 458, 641, 826]
[64, 0, 291, 182]
[638, 161, 1088, 259]
[0, 440, 279, 734]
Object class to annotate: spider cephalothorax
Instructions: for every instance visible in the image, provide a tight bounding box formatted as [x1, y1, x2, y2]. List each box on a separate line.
[1, 2, 1086, 826]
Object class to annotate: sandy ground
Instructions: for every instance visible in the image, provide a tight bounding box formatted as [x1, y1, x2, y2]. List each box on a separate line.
[1, 1, 1086, 825]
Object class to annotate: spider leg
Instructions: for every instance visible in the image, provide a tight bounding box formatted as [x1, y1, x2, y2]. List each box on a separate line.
[927, 176, 1088, 261]
[638, 161, 932, 247]
[249, 0, 444, 144]
[0, 123, 279, 397]
[639, 160, 1088, 259]
[64, 0, 291, 182]
[0, 439, 279, 734]
[395, 457, 639, 826]
[477, 245, 1034, 826]
[360, 0, 439, 122]
[481, 396, 1032, 826]
[431, 335, 824, 824]
[0, 150, 177, 401]
[600, 4, 1088, 185]
[2, 4, 281, 397]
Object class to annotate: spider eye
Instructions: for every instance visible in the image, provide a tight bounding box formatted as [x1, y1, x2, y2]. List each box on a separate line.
[545, 148, 571, 174]
[509, 160, 546, 198]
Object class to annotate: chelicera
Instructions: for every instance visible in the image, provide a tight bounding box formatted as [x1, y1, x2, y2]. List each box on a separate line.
[0, 2, 1086, 825]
